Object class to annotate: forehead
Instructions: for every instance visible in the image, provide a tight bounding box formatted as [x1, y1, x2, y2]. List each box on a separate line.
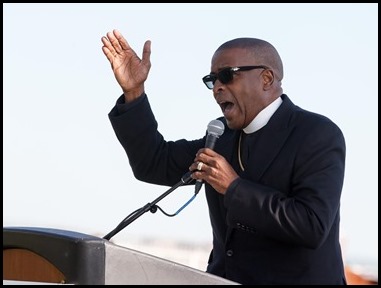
[211, 48, 253, 70]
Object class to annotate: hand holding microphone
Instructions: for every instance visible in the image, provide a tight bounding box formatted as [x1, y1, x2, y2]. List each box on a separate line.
[193, 119, 225, 194]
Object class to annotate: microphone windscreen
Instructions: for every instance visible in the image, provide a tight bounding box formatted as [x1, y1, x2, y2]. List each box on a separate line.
[207, 119, 225, 137]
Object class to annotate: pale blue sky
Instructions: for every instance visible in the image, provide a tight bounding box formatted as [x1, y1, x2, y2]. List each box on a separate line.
[4, 3, 378, 268]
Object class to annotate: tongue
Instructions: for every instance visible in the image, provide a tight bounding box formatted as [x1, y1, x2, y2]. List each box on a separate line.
[223, 103, 234, 117]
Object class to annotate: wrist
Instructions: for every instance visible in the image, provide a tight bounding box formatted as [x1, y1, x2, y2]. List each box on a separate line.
[123, 86, 144, 103]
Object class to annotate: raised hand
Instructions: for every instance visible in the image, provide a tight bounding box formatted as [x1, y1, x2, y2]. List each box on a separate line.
[101, 29, 151, 101]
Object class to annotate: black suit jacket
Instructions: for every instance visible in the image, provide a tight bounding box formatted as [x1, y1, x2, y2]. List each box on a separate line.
[109, 94, 347, 285]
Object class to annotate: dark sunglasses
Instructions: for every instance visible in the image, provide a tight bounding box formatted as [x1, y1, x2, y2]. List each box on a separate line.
[202, 65, 268, 89]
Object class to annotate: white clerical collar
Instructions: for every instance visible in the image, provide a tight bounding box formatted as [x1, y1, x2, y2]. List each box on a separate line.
[243, 97, 283, 134]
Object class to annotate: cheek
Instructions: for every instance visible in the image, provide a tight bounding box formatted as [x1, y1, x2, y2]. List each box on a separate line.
[233, 94, 251, 125]
[237, 90, 260, 120]
[234, 87, 251, 112]
[236, 97, 247, 114]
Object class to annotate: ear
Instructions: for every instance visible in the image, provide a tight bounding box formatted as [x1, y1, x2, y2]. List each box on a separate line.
[262, 69, 274, 90]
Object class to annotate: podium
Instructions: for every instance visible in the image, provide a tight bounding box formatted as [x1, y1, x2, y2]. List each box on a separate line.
[3, 227, 238, 285]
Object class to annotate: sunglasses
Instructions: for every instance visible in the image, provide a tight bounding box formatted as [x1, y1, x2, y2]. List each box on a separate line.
[202, 65, 268, 89]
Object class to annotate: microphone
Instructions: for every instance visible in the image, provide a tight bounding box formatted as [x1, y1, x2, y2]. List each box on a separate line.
[194, 119, 225, 194]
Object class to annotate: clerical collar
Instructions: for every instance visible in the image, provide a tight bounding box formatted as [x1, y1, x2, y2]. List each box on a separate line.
[243, 97, 283, 134]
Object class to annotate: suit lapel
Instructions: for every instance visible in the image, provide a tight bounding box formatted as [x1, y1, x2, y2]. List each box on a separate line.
[245, 95, 296, 181]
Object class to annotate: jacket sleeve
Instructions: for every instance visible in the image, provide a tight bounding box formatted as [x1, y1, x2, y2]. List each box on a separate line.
[108, 94, 204, 186]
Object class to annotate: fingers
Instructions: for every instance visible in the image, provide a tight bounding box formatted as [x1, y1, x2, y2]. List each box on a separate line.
[105, 30, 124, 54]
[101, 29, 131, 55]
[190, 161, 204, 172]
[190, 157, 238, 194]
[101, 37, 115, 63]
[113, 29, 131, 52]
[142, 40, 152, 67]
[101, 30, 151, 69]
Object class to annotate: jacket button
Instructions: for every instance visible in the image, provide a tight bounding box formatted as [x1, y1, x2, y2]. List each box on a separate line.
[226, 249, 233, 257]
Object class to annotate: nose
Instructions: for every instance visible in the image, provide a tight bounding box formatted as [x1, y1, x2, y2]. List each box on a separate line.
[213, 85, 223, 100]
[212, 80, 224, 95]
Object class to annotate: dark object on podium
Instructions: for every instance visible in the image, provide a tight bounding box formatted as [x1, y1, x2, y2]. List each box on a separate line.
[3, 226, 238, 285]
[3, 226, 105, 284]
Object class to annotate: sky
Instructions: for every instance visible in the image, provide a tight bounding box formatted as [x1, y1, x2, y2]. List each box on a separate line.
[4, 3, 378, 268]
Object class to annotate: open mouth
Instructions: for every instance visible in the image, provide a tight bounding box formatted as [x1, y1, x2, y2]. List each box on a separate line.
[220, 101, 234, 113]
